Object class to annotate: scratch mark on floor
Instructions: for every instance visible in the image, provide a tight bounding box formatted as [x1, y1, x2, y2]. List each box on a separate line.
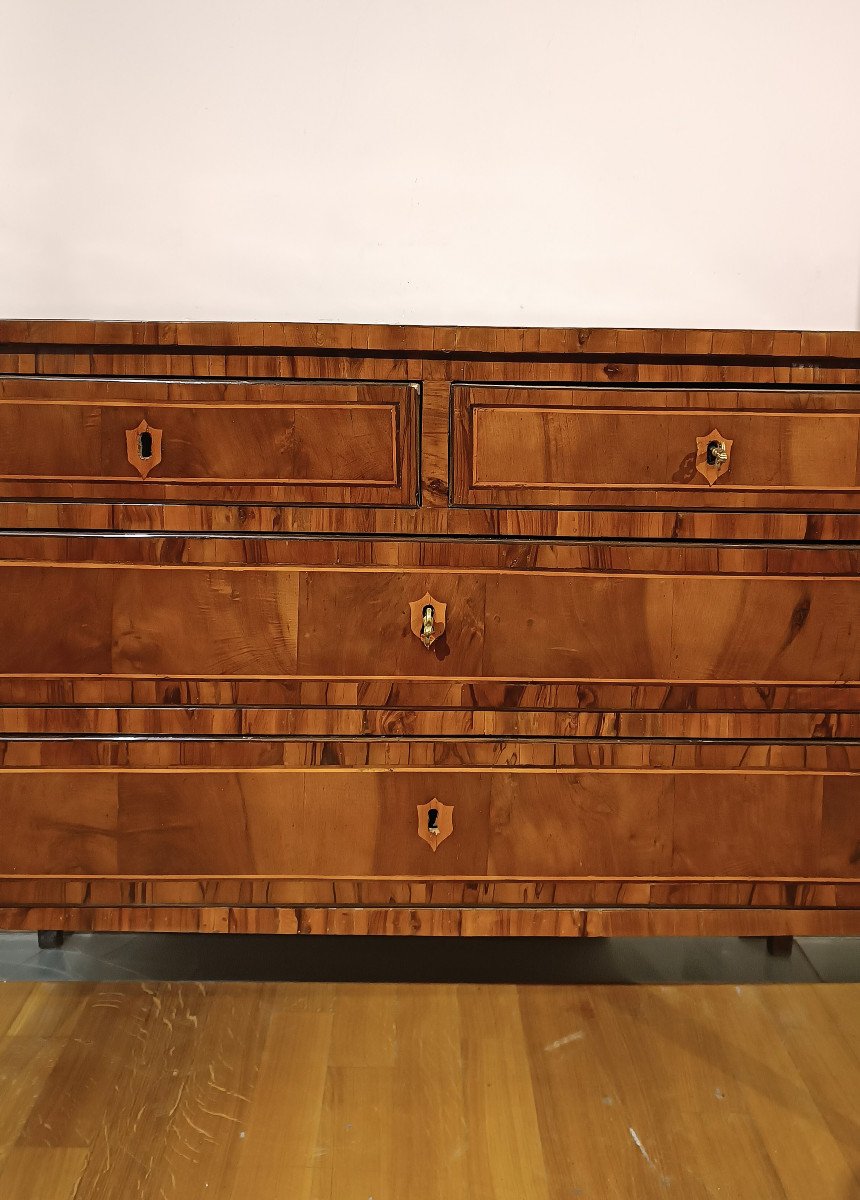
[544, 1031, 584, 1051]
[629, 1127, 655, 1169]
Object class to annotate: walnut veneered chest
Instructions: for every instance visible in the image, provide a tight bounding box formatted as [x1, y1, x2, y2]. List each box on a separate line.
[0, 321, 857, 943]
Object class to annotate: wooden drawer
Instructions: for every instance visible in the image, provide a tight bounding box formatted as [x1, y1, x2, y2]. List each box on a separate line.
[0, 766, 855, 881]
[0, 378, 419, 505]
[452, 386, 860, 509]
[1, 561, 856, 684]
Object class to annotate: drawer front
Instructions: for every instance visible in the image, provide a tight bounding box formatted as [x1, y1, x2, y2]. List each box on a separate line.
[0, 378, 419, 505]
[0, 768, 854, 880]
[1, 564, 856, 684]
[452, 386, 860, 509]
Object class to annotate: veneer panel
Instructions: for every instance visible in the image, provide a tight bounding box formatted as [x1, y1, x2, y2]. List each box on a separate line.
[0, 379, 419, 506]
[0, 768, 853, 882]
[2, 905, 858, 937]
[1, 564, 855, 685]
[454, 386, 860, 510]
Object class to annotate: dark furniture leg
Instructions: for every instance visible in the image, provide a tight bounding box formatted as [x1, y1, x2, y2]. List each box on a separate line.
[37, 929, 65, 949]
[766, 935, 794, 958]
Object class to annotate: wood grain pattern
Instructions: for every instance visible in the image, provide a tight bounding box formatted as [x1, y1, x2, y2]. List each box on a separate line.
[454, 386, 860, 509]
[2, 677, 857, 712]
[2, 532, 856, 573]
[3, 318, 860, 356]
[0, 565, 300, 677]
[1, 878, 857, 910]
[2, 705, 857, 740]
[1, 561, 855, 684]
[2, 500, 859, 540]
[2, 905, 858, 937]
[0, 767, 855, 881]
[23, 349, 860, 386]
[0, 322, 856, 940]
[1, 321, 860, 533]
[1, 738, 857, 770]
[0, 379, 419, 505]
[0, 981, 858, 1198]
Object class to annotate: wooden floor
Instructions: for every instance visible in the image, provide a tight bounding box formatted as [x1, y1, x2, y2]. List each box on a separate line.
[0, 982, 857, 1199]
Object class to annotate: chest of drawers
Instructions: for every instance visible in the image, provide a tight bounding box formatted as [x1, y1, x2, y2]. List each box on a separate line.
[0, 320, 857, 943]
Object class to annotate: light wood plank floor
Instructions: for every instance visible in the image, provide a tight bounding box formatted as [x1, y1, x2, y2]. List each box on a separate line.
[0, 982, 857, 1199]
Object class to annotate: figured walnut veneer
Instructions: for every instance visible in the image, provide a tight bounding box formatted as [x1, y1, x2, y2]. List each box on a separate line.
[453, 387, 860, 508]
[0, 765, 855, 880]
[0, 379, 418, 505]
[0, 321, 857, 938]
[0, 559, 856, 683]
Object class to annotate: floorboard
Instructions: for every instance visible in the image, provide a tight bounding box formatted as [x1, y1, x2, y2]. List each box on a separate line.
[0, 980, 857, 1199]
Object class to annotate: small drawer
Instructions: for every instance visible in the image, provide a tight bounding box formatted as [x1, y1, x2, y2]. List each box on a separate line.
[0, 378, 419, 505]
[452, 386, 860, 510]
[0, 766, 854, 882]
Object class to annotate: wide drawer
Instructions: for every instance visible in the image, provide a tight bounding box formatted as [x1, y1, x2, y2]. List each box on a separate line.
[0, 766, 855, 880]
[1, 562, 856, 684]
[452, 386, 860, 509]
[0, 378, 419, 505]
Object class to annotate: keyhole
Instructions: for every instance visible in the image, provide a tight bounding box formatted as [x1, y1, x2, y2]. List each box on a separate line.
[138, 430, 153, 460]
[427, 807, 439, 834]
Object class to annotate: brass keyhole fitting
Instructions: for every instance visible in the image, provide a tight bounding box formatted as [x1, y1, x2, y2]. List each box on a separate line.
[409, 593, 446, 649]
[695, 428, 733, 486]
[421, 605, 435, 647]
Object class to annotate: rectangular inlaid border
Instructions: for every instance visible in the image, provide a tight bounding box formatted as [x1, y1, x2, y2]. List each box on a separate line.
[452, 385, 860, 509]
